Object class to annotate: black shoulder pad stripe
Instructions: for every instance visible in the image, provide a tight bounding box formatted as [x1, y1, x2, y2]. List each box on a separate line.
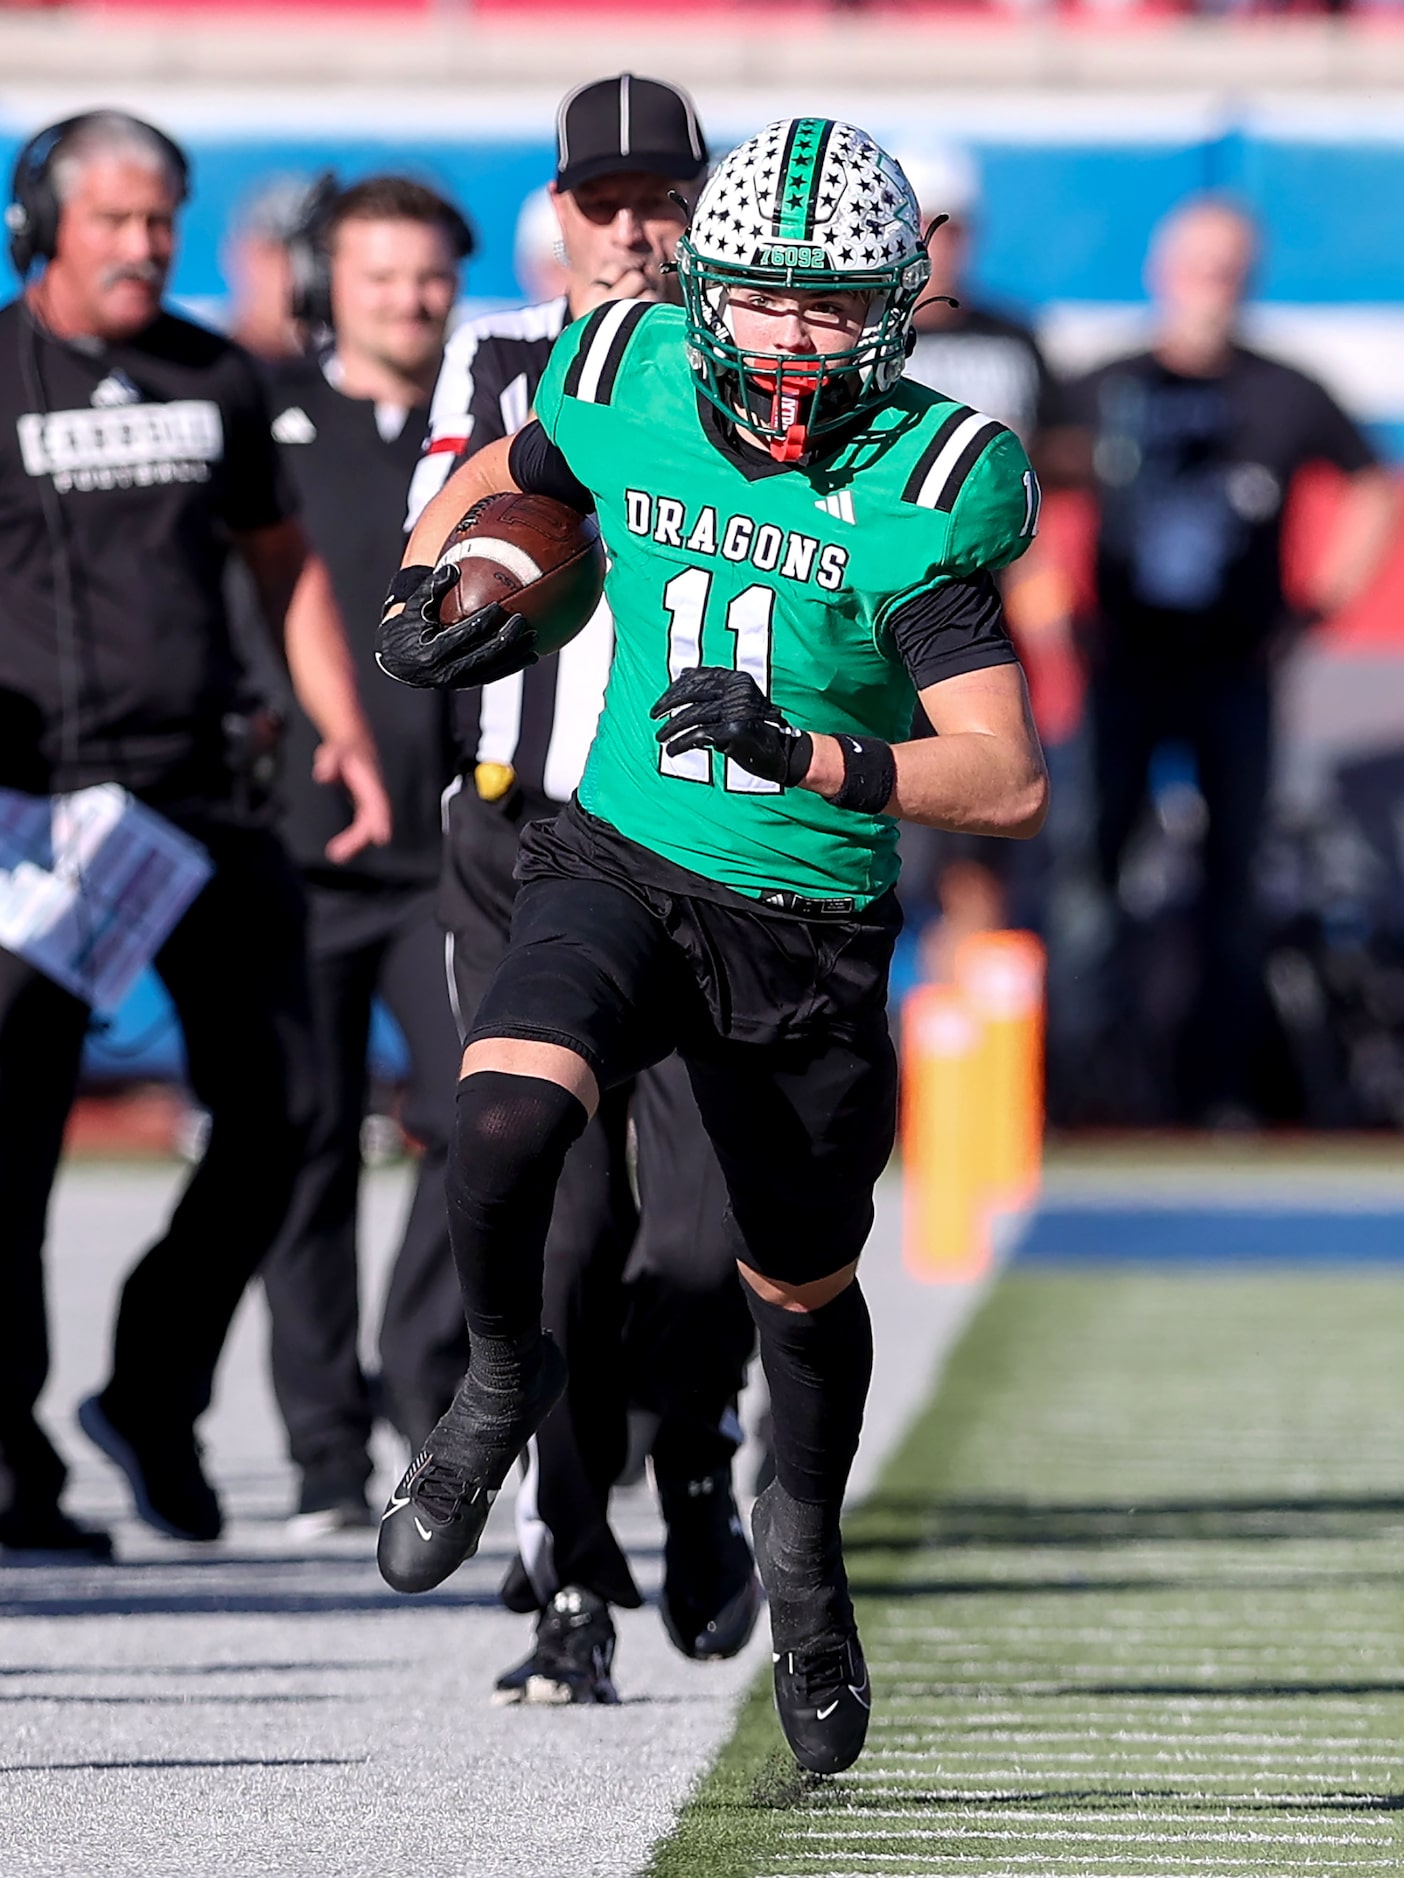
[591, 301, 652, 406]
[562, 299, 651, 406]
[562, 304, 615, 400]
[933, 420, 1008, 514]
[900, 404, 975, 505]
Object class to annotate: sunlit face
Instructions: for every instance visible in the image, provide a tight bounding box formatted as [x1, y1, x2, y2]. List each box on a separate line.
[550, 170, 693, 302]
[725, 284, 873, 369]
[1149, 205, 1256, 329]
[328, 216, 459, 375]
[47, 155, 178, 341]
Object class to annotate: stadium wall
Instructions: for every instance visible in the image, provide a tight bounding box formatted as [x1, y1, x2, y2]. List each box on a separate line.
[6, 89, 1404, 451]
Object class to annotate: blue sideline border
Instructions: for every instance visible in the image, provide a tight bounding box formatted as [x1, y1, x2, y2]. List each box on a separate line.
[1017, 1204, 1404, 1265]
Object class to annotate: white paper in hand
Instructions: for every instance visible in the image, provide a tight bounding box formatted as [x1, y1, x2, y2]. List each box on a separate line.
[0, 785, 213, 1012]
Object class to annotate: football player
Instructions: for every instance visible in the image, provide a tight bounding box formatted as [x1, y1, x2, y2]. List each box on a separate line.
[375, 120, 1048, 1773]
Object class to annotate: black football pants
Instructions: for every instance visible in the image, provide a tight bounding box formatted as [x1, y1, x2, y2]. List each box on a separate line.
[1090, 656, 1273, 1115]
[0, 819, 316, 1517]
[260, 880, 467, 1491]
[441, 782, 751, 1611]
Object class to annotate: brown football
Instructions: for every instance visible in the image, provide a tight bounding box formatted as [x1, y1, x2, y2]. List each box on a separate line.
[434, 492, 606, 657]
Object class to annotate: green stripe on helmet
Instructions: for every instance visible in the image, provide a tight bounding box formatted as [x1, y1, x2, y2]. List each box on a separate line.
[774, 118, 831, 242]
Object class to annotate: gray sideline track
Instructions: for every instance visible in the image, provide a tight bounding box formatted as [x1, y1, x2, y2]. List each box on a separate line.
[0, 1161, 984, 1878]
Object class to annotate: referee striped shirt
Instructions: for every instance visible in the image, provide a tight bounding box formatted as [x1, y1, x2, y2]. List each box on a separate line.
[406, 296, 614, 803]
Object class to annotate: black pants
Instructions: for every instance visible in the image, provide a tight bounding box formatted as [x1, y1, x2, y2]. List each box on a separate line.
[261, 880, 467, 1487]
[441, 782, 751, 1610]
[1090, 656, 1273, 1113]
[0, 819, 315, 1516]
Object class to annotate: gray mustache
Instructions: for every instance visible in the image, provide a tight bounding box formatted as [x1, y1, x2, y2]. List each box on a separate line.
[101, 262, 164, 290]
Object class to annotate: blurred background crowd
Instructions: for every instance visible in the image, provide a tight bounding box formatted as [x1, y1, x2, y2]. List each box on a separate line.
[7, 10, 1404, 1151]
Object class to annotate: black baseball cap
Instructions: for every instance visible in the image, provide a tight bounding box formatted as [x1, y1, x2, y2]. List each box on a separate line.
[555, 74, 707, 194]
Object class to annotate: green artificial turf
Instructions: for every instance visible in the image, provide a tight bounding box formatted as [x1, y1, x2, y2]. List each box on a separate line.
[647, 1270, 1404, 1877]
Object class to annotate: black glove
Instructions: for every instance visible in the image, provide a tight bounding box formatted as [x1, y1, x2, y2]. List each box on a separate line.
[650, 667, 812, 787]
[375, 563, 538, 690]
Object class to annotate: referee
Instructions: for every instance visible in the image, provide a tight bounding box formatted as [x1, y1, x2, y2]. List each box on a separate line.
[0, 112, 390, 1556]
[259, 176, 473, 1535]
[410, 74, 758, 1704]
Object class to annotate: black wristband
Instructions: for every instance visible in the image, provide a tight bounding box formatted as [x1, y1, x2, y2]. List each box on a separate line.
[382, 564, 434, 618]
[831, 734, 896, 815]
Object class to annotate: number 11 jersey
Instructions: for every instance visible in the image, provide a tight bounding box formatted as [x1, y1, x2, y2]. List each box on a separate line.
[533, 300, 1038, 908]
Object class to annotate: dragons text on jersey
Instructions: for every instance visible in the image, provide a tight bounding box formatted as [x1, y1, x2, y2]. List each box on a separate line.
[624, 492, 849, 591]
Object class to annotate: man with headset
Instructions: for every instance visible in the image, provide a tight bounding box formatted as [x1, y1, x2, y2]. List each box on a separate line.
[0, 111, 390, 1557]
[258, 175, 473, 1536]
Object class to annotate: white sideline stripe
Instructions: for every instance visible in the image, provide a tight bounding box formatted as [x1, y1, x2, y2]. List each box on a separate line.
[864, 1747, 1402, 1764]
[576, 299, 636, 404]
[780, 1808, 1393, 1825]
[868, 1732, 1390, 1750]
[440, 537, 544, 588]
[838, 1781, 1394, 1797]
[782, 1828, 1383, 1846]
[845, 1769, 1388, 1786]
[912, 411, 998, 510]
[871, 1714, 1388, 1731]
[767, 1855, 1383, 1868]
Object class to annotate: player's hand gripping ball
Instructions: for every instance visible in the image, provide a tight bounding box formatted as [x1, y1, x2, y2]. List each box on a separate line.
[651, 667, 814, 787]
[376, 494, 606, 690]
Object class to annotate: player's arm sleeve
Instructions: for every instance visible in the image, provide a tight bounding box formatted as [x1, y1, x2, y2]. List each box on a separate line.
[944, 426, 1041, 576]
[887, 571, 1019, 690]
[405, 325, 483, 529]
[506, 421, 595, 515]
[221, 352, 297, 530]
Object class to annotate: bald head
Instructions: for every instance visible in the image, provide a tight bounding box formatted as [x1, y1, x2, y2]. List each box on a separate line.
[1147, 199, 1258, 371]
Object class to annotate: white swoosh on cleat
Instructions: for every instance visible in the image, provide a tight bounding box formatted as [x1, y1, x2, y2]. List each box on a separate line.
[414, 1518, 434, 1542]
[849, 1678, 872, 1710]
[817, 1699, 840, 1720]
[380, 1492, 409, 1523]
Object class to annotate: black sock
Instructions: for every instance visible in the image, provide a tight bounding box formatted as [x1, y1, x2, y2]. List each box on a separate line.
[445, 1071, 589, 1344]
[745, 1279, 873, 1513]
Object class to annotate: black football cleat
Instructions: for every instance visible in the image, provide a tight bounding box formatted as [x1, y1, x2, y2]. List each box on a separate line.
[657, 1466, 763, 1662]
[378, 1333, 566, 1595]
[492, 1586, 620, 1706]
[78, 1392, 222, 1543]
[752, 1480, 871, 1775]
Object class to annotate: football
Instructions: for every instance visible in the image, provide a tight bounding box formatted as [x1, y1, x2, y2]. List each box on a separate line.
[433, 492, 606, 658]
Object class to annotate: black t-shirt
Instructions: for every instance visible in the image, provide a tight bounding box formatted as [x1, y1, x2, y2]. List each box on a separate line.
[905, 301, 1057, 447]
[0, 297, 295, 800]
[1064, 343, 1376, 668]
[266, 358, 457, 885]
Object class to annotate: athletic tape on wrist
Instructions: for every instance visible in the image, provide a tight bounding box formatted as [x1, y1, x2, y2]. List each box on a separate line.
[382, 564, 433, 618]
[831, 734, 896, 815]
[783, 729, 814, 787]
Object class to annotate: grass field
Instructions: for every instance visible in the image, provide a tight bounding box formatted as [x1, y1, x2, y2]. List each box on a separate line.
[647, 1265, 1404, 1878]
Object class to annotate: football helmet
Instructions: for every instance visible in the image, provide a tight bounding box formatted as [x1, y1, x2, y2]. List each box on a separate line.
[678, 119, 929, 460]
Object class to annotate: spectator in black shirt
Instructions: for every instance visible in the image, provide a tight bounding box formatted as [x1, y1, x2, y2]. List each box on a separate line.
[897, 144, 1056, 449]
[258, 176, 472, 1536]
[0, 112, 390, 1558]
[1055, 196, 1397, 1120]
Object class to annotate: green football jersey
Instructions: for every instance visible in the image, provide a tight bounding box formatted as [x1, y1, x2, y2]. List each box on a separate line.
[534, 301, 1038, 907]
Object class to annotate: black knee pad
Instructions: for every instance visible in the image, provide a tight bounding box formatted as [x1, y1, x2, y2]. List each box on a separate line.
[445, 1071, 589, 1341]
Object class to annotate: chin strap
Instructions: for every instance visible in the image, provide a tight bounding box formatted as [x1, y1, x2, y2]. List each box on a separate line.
[770, 424, 807, 463]
[755, 367, 821, 464]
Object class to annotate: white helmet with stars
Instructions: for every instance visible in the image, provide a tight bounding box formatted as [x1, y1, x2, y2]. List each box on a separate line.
[678, 118, 930, 458]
